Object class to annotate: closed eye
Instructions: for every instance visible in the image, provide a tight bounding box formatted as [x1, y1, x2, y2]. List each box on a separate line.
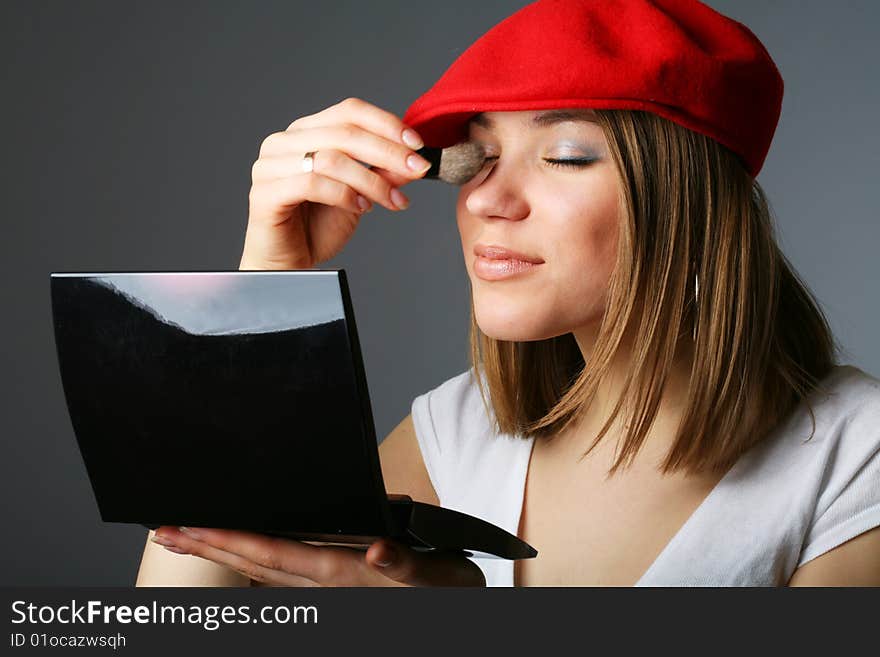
[481, 156, 597, 169]
[544, 158, 597, 169]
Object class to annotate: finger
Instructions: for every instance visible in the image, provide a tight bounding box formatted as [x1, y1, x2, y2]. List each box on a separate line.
[154, 527, 320, 586]
[252, 149, 397, 212]
[286, 96, 424, 154]
[259, 124, 431, 183]
[157, 526, 347, 585]
[250, 172, 368, 225]
[365, 539, 487, 587]
[368, 165, 413, 190]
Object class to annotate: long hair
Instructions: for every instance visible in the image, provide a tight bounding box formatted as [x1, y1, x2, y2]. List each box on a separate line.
[468, 109, 839, 477]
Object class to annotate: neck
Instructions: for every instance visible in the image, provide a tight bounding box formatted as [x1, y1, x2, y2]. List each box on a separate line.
[564, 321, 695, 469]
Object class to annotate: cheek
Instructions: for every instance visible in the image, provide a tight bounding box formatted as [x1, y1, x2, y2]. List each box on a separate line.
[531, 184, 621, 336]
[533, 223, 617, 338]
[547, 182, 620, 292]
[559, 209, 619, 291]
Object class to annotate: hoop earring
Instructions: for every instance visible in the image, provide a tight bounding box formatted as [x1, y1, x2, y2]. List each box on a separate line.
[692, 272, 700, 342]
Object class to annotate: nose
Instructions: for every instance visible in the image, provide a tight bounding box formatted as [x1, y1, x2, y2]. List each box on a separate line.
[463, 159, 530, 222]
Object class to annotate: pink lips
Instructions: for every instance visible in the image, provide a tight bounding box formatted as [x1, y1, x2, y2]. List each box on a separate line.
[473, 243, 544, 281]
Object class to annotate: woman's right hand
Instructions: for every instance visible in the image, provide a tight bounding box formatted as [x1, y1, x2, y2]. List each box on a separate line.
[239, 97, 433, 270]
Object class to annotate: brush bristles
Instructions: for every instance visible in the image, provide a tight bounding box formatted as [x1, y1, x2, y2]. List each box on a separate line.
[438, 141, 486, 185]
[417, 142, 486, 185]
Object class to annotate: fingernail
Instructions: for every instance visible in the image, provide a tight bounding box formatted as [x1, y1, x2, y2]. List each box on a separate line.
[407, 153, 431, 173]
[163, 545, 189, 555]
[401, 128, 423, 150]
[179, 526, 202, 540]
[151, 535, 176, 547]
[357, 195, 372, 212]
[375, 548, 396, 568]
[390, 188, 409, 210]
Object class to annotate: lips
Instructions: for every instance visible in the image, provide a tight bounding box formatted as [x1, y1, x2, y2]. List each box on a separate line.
[472, 243, 544, 281]
[473, 243, 544, 264]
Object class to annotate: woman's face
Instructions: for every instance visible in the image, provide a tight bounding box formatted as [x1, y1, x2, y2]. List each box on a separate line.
[456, 109, 623, 342]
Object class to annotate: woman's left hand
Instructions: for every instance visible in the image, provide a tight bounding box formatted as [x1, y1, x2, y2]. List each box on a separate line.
[151, 526, 486, 587]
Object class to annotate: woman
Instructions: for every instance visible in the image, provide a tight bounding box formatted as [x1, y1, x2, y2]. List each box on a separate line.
[136, 0, 880, 586]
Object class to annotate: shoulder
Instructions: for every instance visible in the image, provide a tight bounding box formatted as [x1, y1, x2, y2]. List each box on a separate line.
[769, 364, 880, 458]
[795, 364, 880, 509]
[408, 367, 501, 503]
[411, 367, 495, 448]
[777, 363, 880, 433]
[802, 364, 880, 484]
[786, 364, 880, 583]
[413, 367, 488, 412]
[814, 363, 880, 415]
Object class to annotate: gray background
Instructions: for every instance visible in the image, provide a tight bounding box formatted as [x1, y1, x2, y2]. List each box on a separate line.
[1, 1, 877, 585]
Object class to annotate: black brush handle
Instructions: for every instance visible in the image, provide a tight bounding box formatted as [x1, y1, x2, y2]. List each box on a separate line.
[416, 146, 443, 179]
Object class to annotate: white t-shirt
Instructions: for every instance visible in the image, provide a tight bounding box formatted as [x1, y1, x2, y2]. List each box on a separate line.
[410, 364, 880, 586]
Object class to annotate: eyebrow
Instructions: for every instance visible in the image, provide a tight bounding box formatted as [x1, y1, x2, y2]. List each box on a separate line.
[469, 109, 599, 129]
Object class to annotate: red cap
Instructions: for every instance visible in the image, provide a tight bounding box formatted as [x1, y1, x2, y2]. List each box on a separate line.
[402, 0, 783, 178]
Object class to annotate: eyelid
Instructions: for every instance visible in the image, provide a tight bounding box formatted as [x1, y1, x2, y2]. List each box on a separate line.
[475, 155, 595, 178]
[480, 155, 597, 164]
[474, 142, 595, 157]
[547, 155, 598, 163]
[550, 146, 596, 157]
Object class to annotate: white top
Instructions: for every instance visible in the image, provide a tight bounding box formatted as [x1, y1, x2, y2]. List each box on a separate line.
[410, 364, 880, 586]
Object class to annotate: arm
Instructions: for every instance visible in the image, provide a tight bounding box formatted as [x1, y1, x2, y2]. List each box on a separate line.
[377, 413, 440, 507]
[134, 413, 438, 586]
[787, 525, 880, 586]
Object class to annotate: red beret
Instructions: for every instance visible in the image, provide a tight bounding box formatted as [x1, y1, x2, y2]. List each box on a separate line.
[403, 0, 784, 178]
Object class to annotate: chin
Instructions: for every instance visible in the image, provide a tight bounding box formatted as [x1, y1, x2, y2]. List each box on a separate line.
[474, 306, 566, 342]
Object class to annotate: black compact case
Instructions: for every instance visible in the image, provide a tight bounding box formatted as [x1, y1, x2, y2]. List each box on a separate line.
[49, 270, 536, 561]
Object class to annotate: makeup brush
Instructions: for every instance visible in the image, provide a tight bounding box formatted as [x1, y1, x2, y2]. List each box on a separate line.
[416, 142, 486, 185]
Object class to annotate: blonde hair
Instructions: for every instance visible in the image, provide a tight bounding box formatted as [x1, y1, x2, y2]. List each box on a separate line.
[468, 109, 838, 477]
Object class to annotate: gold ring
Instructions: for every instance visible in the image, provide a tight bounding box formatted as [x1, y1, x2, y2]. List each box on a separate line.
[302, 151, 316, 173]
